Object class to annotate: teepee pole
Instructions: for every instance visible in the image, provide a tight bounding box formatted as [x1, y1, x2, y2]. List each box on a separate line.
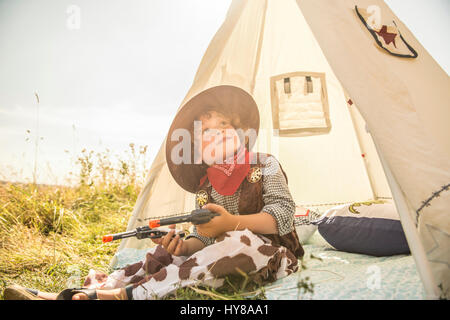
[371, 136, 439, 299]
[109, 172, 154, 268]
[346, 101, 377, 200]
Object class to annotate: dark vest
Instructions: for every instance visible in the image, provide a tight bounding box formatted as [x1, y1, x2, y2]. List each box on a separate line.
[196, 152, 304, 259]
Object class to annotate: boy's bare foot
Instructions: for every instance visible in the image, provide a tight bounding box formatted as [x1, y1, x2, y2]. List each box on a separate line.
[72, 292, 89, 300]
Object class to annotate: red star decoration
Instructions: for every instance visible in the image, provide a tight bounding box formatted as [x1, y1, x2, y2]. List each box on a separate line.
[375, 25, 397, 48]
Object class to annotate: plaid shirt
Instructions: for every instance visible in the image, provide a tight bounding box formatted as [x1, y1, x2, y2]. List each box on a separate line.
[186, 155, 296, 247]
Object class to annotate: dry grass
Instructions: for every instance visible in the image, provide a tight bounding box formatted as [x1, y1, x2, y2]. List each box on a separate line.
[0, 146, 142, 299]
[0, 182, 135, 298]
[0, 182, 274, 300]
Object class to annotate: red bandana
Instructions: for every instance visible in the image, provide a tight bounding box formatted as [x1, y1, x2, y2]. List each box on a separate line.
[198, 146, 253, 196]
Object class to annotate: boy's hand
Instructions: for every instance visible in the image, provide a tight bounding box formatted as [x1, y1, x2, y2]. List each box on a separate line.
[196, 203, 239, 238]
[151, 225, 187, 256]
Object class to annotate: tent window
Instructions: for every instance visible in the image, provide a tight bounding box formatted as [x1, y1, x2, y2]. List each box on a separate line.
[270, 72, 331, 136]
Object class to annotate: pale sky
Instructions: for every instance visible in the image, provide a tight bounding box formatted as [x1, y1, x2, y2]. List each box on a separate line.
[0, 0, 449, 185]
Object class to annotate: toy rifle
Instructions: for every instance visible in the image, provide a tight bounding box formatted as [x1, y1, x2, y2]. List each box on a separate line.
[102, 209, 219, 243]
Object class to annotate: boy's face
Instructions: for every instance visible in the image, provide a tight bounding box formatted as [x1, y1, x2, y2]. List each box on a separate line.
[198, 111, 242, 165]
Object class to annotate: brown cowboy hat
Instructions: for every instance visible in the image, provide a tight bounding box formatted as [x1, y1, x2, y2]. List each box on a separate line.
[165, 85, 260, 193]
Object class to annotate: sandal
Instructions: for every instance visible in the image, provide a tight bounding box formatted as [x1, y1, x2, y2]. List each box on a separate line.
[4, 284, 44, 300]
[56, 288, 98, 300]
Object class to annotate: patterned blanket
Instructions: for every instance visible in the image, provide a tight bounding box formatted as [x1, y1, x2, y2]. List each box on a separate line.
[264, 233, 425, 299]
[112, 232, 425, 299]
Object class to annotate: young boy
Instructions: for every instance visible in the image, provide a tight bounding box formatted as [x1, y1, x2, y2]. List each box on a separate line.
[5, 85, 303, 300]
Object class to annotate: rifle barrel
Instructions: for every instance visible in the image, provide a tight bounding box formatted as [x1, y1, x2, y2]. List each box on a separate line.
[104, 209, 216, 243]
[102, 230, 136, 243]
[148, 209, 218, 228]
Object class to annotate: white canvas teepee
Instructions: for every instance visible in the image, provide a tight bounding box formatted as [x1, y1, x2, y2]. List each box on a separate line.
[112, 0, 450, 299]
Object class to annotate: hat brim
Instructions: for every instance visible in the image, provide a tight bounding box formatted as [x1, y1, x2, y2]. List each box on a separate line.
[165, 85, 260, 193]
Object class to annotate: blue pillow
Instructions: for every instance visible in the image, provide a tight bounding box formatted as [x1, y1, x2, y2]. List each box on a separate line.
[314, 200, 410, 256]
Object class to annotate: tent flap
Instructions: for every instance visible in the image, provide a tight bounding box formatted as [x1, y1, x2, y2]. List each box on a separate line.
[114, 0, 450, 299]
[297, 0, 450, 299]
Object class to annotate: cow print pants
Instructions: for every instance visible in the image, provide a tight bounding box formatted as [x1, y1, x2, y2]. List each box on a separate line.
[82, 229, 299, 300]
